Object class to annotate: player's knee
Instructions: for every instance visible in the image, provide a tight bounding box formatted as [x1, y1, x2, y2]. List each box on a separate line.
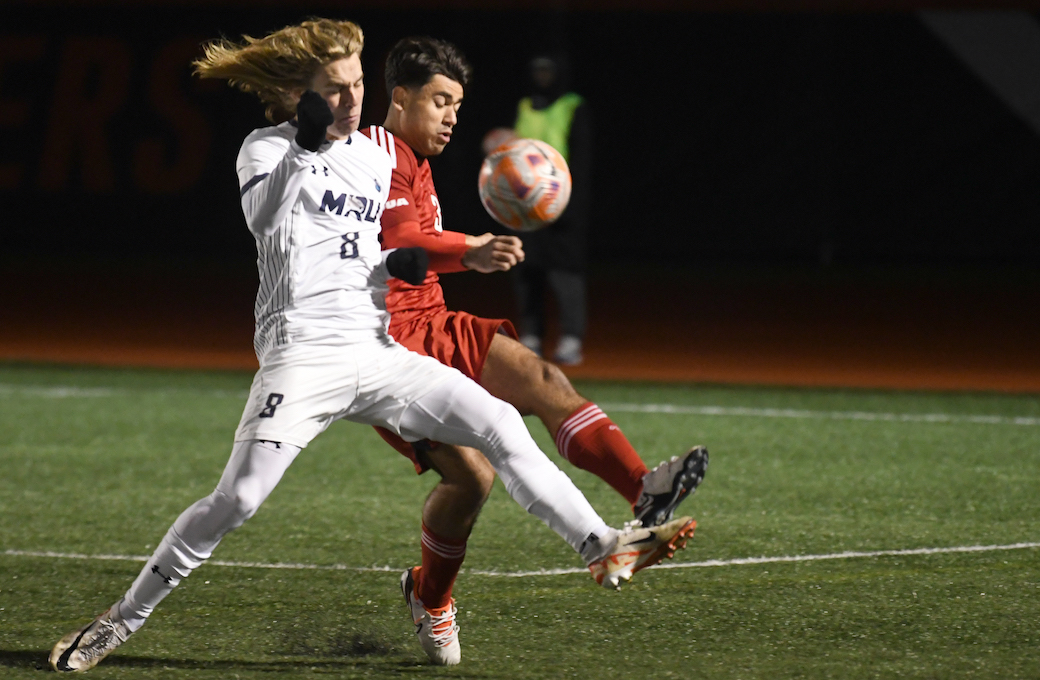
[214, 482, 266, 525]
[455, 475, 492, 512]
[538, 357, 576, 395]
[435, 447, 496, 502]
[538, 359, 560, 386]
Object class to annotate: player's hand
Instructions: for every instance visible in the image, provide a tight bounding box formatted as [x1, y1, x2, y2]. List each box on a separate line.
[294, 90, 334, 152]
[461, 233, 525, 273]
[386, 247, 429, 285]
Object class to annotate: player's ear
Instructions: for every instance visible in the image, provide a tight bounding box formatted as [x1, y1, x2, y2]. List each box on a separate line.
[391, 85, 409, 112]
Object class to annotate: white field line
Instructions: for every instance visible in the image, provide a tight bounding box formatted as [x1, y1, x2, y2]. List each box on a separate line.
[599, 403, 1040, 427]
[1, 383, 1038, 427]
[0, 384, 247, 399]
[4, 542, 1039, 578]
[0, 385, 120, 398]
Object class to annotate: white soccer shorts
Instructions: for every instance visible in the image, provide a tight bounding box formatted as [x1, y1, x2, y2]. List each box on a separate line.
[234, 336, 459, 449]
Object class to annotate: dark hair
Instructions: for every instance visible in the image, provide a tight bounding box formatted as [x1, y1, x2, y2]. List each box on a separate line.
[384, 36, 471, 94]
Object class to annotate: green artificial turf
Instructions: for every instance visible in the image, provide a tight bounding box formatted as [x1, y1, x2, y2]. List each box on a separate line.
[1, 363, 1038, 679]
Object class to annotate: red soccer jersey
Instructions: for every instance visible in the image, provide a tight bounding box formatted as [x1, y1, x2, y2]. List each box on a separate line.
[361, 125, 469, 327]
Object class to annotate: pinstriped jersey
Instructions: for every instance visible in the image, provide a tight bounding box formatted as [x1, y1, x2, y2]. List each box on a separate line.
[236, 122, 392, 361]
[362, 125, 469, 328]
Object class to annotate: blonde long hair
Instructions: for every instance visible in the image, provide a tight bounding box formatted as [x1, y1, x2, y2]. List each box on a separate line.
[194, 18, 364, 122]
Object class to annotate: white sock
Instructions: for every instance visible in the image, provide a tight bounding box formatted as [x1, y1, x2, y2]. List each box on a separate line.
[118, 440, 299, 626]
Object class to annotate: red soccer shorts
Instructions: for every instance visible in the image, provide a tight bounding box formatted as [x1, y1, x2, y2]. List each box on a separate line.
[375, 309, 518, 474]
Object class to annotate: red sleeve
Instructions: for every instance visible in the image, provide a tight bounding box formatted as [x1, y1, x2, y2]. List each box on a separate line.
[383, 221, 470, 274]
[380, 162, 469, 273]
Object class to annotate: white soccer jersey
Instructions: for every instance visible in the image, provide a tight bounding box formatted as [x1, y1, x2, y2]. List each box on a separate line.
[236, 123, 393, 360]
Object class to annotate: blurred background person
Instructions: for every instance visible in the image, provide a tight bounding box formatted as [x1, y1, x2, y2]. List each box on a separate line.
[504, 51, 592, 366]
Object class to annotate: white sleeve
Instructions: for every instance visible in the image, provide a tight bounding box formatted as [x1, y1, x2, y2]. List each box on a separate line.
[365, 248, 393, 288]
[367, 162, 396, 286]
[236, 132, 319, 238]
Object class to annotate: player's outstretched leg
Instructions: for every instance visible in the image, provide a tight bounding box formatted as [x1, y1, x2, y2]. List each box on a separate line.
[481, 334, 708, 525]
[634, 446, 709, 527]
[587, 516, 697, 589]
[398, 370, 700, 585]
[50, 440, 300, 673]
[401, 566, 461, 666]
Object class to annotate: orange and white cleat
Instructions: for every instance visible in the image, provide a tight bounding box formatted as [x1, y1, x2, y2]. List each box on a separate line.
[400, 566, 461, 666]
[588, 516, 697, 589]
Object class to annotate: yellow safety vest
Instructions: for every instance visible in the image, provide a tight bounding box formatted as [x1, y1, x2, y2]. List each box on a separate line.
[515, 92, 583, 162]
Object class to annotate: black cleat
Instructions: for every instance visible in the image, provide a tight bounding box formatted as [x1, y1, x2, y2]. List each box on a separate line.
[634, 446, 709, 527]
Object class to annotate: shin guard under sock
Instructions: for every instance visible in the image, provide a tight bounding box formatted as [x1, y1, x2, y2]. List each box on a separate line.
[555, 403, 649, 506]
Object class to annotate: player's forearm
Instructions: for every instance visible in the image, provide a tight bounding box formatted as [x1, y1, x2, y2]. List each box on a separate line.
[239, 142, 316, 237]
[427, 251, 469, 274]
[422, 231, 477, 273]
[382, 222, 468, 263]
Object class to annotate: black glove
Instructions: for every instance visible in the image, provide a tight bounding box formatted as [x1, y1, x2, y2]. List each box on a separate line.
[386, 247, 429, 285]
[295, 90, 334, 151]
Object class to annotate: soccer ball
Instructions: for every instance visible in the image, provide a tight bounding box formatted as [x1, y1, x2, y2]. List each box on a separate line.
[481, 127, 517, 155]
[478, 138, 572, 232]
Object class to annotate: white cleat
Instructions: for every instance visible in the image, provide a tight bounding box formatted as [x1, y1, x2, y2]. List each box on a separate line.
[588, 516, 697, 589]
[401, 566, 461, 666]
[49, 605, 132, 673]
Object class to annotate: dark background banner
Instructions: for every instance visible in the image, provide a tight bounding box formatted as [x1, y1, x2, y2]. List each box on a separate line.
[3, 5, 1039, 268]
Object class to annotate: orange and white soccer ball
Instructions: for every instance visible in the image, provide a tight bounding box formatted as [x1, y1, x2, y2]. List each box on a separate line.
[478, 138, 572, 232]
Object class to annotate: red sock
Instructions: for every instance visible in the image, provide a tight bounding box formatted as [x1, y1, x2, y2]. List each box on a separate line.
[554, 402, 649, 506]
[417, 523, 467, 609]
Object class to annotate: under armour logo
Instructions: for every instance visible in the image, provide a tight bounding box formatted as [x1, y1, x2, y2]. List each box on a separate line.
[151, 564, 172, 584]
[579, 532, 600, 555]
